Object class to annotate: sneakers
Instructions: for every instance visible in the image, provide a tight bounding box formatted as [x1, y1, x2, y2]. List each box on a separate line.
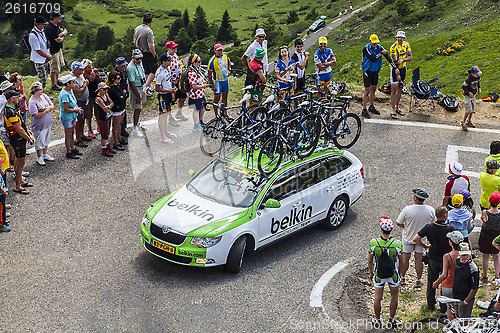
[5, 204, 11, 209]
[13, 171, 30, 177]
[37, 157, 46, 166]
[193, 124, 203, 132]
[466, 121, 476, 128]
[5, 212, 10, 218]
[169, 117, 180, 127]
[371, 318, 382, 329]
[461, 122, 468, 131]
[131, 127, 144, 138]
[43, 154, 54, 161]
[175, 113, 188, 121]
[137, 123, 147, 131]
[368, 105, 380, 115]
[415, 279, 424, 288]
[71, 148, 82, 156]
[106, 144, 116, 154]
[87, 131, 97, 139]
[102, 148, 113, 157]
[4, 219, 10, 226]
[81, 136, 92, 142]
[113, 144, 125, 151]
[119, 138, 128, 146]
[362, 109, 371, 118]
[200, 120, 207, 127]
[0, 225, 11, 232]
[387, 318, 402, 329]
[66, 152, 79, 159]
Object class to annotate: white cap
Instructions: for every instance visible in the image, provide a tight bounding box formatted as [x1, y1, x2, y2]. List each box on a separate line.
[395, 31, 406, 38]
[449, 162, 463, 175]
[255, 28, 266, 37]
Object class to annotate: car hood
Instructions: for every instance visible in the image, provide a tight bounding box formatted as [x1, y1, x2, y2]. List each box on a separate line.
[151, 186, 246, 234]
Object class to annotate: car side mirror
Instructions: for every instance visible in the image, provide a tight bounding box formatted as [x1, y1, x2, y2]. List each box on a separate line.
[188, 169, 196, 178]
[264, 198, 281, 208]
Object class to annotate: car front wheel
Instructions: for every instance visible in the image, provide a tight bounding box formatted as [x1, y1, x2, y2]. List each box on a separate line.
[226, 236, 247, 273]
[323, 196, 348, 230]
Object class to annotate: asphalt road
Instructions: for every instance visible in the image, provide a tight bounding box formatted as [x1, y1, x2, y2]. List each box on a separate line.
[1, 114, 497, 332]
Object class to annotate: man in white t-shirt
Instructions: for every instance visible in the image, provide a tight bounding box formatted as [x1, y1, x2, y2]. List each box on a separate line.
[396, 188, 436, 288]
[29, 16, 52, 88]
[241, 28, 268, 72]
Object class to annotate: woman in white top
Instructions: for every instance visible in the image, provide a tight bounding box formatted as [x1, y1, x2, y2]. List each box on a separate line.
[28, 82, 54, 165]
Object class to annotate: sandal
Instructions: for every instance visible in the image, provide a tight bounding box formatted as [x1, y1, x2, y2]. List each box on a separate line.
[21, 182, 33, 188]
[396, 108, 406, 116]
[391, 113, 399, 119]
[13, 187, 29, 195]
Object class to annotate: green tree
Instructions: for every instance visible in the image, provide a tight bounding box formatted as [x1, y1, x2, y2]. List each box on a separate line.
[216, 10, 236, 43]
[194, 6, 209, 40]
[287, 10, 299, 24]
[95, 25, 115, 51]
[182, 9, 190, 28]
[262, 17, 280, 47]
[395, 0, 412, 16]
[74, 28, 95, 58]
[306, 7, 318, 21]
[169, 18, 184, 41]
[175, 28, 193, 55]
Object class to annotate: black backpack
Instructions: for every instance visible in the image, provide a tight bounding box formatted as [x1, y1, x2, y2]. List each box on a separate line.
[22, 29, 35, 53]
[439, 95, 459, 112]
[376, 239, 395, 279]
[179, 67, 192, 94]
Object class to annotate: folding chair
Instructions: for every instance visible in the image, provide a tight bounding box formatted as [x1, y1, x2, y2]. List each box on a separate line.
[409, 67, 440, 116]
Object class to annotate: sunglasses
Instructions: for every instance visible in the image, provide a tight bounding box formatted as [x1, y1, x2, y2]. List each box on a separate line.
[256, 35, 265, 39]
[319, 43, 327, 46]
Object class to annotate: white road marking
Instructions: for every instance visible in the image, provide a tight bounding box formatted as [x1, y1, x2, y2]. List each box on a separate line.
[364, 118, 500, 134]
[445, 145, 489, 178]
[310, 261, 347, 308]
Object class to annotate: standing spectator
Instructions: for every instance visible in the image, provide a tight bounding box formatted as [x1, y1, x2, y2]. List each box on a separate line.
[413, 206, 455, 311]
[28, 82, 54, 166]
[432, 231, 464, 320]
[314, 36, 337, 98]
[165, 41, 188, 122]
[127, 49, 147, 137]
[108, 57, 131, 138]
[3, 90, 35, 194]
[0, 81, 15, 171]
[461, 66, 482, 131]
[133, 13, 157, 96]
[453, 242, 479, 318]
[460, 189, 477, 233]
[107, 70, 127, 151]
[208, 44, 231, 118]
[242, 29, 269, 72]
[479, 192, 500, 283]
[368, 217, 402, 328]
[59, 74, 83, 159]
[485, 141, 500, 177]
[389, 31, 412, 118]
[275, 46, 296, 102]
[480, 160, 500, 210]
[94, 83, 115, 157]
[361, 34, 398, 119]
[155, 53, 177, 143]
[29, 16, 51, 88]
[0, 157, 9, 232]
[82, 59, 100, 138]
[187, 54, 211, 131]
[71, 61, 92, 147]
[44, 10, 67, 91]
[396, 188, 436, 288]
[9, 73, 28, 123]
[291, 39, 309, 104]
[447, 194, 473, 246]
[245, 47, 267, 105]
[443, 162, 470, 207]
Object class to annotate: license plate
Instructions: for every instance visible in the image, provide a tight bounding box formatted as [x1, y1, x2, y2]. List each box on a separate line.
[151, 239, 175, 254]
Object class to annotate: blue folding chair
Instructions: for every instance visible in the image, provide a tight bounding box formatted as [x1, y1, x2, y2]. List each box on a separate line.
[409, 67, 440, 116]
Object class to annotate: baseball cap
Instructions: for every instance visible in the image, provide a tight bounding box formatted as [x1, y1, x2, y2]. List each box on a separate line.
[446, 230, 464, 245]
[214, 43, 224, 51]
[35, 16, 47, 24]
[0, 80, 13, 91]
[165, 41, 178, 49]
[449, 162, 463, 175]
[458, 242, 472, 256]
[471, 66, 482, 75]
[379, 216, 393, 231]
[459, 189, 470, 199]
[318, 36, 328, 44]
[490, 192, 500, 206]
[255, 28, 266, 37]
[412, 188, 429, 200]
[51, 10, 64, 19]
[71, 61, 85, 70]
[158, 53, 172, 63]
[254, 47, 265, 58]
[96, 82, 109, 92]
[486, 159, 500, 170]
[369, 34, 380, 43]
[115, 57, 127, 67]
[4, 89, 21, 100]
[59, 74, 75, 84]
[132, 49, 143, 59]
[452, 194, 464, 207]
[395, 31, 406, 38]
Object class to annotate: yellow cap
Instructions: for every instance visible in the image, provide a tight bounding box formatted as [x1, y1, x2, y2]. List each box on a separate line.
[369, 34, 380, 43]
[452, 194, 464, 207]
[318, 36, 328, 44]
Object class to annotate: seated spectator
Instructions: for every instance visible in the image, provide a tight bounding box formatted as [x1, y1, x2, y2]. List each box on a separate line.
[480, 160, 500, 210]
[479, 192, 500, 283]
[485, 141, 500, 177]
[28, 82, 54, 166]
[8, 73, 28, 123]
[58, 75, 83, 159]
[94, 83, 115, 157]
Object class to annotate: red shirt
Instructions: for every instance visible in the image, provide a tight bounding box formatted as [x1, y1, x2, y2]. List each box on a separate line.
[444, 175, 470, 196]
[188, 67, 205, 100]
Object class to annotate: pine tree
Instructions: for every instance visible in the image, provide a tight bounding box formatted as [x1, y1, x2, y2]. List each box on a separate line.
[194, 6, 209, 40]
[175, 28, 193, 55]
[95, 26, 115, 51]
[287, 10, 299, 24]
[217, 10, 234, 43]
[169, 18, 183, 41]
[182, 9, 190, 29]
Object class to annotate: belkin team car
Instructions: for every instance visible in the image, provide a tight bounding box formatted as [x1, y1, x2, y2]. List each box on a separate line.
[140, 148, 364, 273]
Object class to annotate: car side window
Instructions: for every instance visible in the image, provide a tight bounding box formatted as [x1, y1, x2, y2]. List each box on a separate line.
[326, 156, 352, 177]
[297, 158, 326, 191]
[264, 169, 297, 202]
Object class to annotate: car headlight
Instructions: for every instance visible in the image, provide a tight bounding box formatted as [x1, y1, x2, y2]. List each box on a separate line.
[190, 236, 222, 248]
[141, 214, 150, 227]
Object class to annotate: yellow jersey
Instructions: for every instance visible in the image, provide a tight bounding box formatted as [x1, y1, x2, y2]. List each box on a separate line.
[390, 41, 411, 69]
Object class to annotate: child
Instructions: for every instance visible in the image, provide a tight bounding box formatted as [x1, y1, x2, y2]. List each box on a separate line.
[461, 66, 482, 131]
[0, 158, 10, 232]
[459, 189, 476, 233]
[447, 194, 472, 245]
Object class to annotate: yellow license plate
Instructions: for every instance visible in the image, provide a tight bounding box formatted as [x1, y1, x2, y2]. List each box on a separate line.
[151, 239, 175, 254]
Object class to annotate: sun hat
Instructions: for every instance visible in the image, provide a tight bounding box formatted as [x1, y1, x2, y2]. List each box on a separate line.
[318, 36, 328, 44]
[471, 66, 482, 75]
[4, 89, 21, 100]
[96, 82, 110, 92]
[0, 80, 13, 91]
[255, 28, 266, 37]
[59, 74, 74, 85]
[412, 188, 429, 200]
[71, 61, 85, 70]
[132, 49, 143, 59]
[379, 216, 393, 231]
[214, 43, 224, 51]
[395, 31, 406, 38]
[369, 34, 380, 43]
[115, 57, 127, 67]
[446, 231, 464, 245]
[452, 194, 464, 207]
[490, 192, 500, 206]
[165, 41, 178, 49]
[81, 59, 92, 67]
[254, 47, 265, 58]
[458, 242, 471, 256]
[449, 162, 463, 175]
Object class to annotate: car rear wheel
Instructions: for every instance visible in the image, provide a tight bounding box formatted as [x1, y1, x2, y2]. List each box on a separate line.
[323, 196, 348, 230]
[226, 236, 247, 273]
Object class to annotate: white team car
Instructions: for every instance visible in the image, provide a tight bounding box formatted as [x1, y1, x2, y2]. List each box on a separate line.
[140, 148, 364, 273]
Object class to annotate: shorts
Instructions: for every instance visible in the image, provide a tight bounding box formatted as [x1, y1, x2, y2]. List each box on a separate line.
[402, 240, 425, 253]
[0, 129, 10, 146]
[142, 52, 158, 76]
[76, 100, 89, 121]
[85, 97, 95, 120]
[129, 85, 146, 110]
[10, 138, 27, 159]
[49, 50, 65, 73]
[316, 72, 332, 89]
[296, 77, 306, 91]
[457, 298, 474, 318]
[373, 273, 400, 288]
[34, 62, 49, 88]
[97, 118, 111, 140]
[175, 88, 187, 100]
[363, 70, 379, 88]
[188, 97, 206, 111]
[112, 109, 125, 117]
[213, 80, 229, 95]
[158, 93, 173, 113]
[61, 118, 77, 129]
[390, 67, 406, 84]
[464, 95, 476, 113]
[33, 127, 51, 151]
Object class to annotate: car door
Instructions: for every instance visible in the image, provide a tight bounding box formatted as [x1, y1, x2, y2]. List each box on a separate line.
[257, 168, 301, 247]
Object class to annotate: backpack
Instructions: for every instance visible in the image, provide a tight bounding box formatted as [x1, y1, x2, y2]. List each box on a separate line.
[376, 239, 395, 279]
[439, 95, 459, 112]
[179, 67, 192, 94]
[379, 82, 391, 94]
[22, 29, 35, 53]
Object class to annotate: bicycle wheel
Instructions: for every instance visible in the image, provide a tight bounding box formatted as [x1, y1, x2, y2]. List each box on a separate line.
[332, 112, 361, 149]
[200, 118, 228, 157]
[258, 136, 284, 177]
[295, 119, 320, 159]
[410, 317, 447, 333]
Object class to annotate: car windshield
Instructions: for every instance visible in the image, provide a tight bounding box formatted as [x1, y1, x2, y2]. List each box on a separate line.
[187, 160, 266, 208]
